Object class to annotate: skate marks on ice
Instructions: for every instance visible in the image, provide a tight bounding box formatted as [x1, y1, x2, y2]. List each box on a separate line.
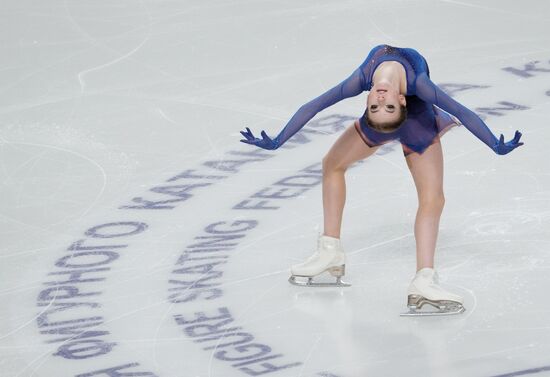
[28, 115, 352, 376]
[64, 0, 154, 94]
[0, 139, 108, 229]
[464, 210, 545, 236]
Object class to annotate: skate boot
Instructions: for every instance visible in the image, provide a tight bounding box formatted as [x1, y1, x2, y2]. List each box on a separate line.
[288, 235, 350, 287]
[400, 267, 465, 316]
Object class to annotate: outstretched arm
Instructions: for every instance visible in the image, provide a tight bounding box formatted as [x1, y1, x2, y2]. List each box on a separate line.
[240, 68, 366, 149]
[415, 73, 524, 155]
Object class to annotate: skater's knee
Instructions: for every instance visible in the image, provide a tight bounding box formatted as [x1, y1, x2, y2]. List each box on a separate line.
[418, 192, 445, 210]
[322, 154, 348, 174]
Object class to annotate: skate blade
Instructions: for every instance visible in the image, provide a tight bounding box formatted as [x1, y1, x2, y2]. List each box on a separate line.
[400, 303, 465, 317]
[288, 275, 351, 287]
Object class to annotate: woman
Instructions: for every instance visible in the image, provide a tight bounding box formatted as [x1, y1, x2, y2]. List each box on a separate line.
[240, 44, 524, 316]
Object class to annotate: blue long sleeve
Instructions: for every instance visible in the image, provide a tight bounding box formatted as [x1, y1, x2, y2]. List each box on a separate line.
[415, 72, 499, 150]
[273, 68, 366, 147]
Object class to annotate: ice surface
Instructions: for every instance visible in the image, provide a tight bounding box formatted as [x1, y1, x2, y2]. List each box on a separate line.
[1, 1, 550, 376]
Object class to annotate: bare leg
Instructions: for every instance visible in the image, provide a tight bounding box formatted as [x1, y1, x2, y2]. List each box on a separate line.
[322, 124, 379, 238]
[404, 136, 445, 272]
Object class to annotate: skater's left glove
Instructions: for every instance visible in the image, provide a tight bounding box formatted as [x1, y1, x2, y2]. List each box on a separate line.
[240, 127, 279, 150]
[492, 130, 524, 155]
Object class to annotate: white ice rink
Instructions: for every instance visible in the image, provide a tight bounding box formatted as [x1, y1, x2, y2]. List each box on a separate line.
[1, 1, 550, 376]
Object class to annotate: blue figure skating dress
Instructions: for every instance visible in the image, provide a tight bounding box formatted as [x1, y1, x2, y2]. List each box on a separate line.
[352, 45, 460, 155]
[241, 44, 523, 155]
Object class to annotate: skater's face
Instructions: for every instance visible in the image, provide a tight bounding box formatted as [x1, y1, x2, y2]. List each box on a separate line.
[366, 86, 406, 125]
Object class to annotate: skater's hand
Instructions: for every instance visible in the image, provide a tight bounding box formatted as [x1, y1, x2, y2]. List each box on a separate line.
[492, 130, 524, 155]
[240, 127, 279, 150]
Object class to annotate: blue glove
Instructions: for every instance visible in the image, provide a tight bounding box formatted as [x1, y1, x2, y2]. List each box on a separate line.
[240, 127, 279, 150]
[492, 130, 524, 155]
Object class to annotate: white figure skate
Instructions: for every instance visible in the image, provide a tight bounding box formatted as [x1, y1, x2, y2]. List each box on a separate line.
[288, 235, 350, 287]
[400, 268, 465, 316]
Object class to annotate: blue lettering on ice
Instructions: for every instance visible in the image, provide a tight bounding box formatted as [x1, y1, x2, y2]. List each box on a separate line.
[490, 364, 550, 377]
[174, 307, 301, 376]
[167, 161, 342, 374]
[435, 83, 530, 120]
[36, 114, 344, 374]
[168, 220, 257, 304]
[438, 83, 490, 97]
[119, 114, 348, 210]
[76, 363, 159, 377]
[280, 114, 352, 148]
[502, 60, 550, 78]
[475, 101, 530, 121]
[233, 162, 322, 211]
[120, 152, 273, 210]
[86, 222, 148, 238]
[37, 222, 148, 360]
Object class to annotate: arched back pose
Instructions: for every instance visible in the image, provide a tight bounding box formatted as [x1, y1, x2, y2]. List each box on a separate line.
[240, 44, 524, 316]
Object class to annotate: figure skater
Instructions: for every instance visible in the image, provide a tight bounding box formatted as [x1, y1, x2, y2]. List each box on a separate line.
[240, 44, 524, 316]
